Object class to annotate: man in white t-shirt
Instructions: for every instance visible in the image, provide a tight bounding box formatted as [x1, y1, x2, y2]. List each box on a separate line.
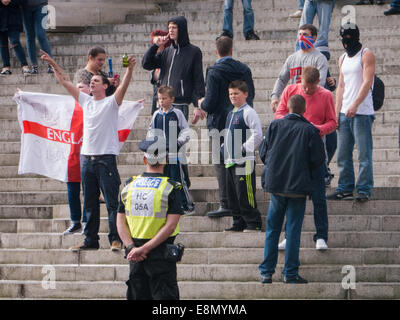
[327, 24, 375, 202]
[41, 50, 136, 251]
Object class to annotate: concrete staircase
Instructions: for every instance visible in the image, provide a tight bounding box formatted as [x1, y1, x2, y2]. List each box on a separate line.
[1, 0, 400, 299]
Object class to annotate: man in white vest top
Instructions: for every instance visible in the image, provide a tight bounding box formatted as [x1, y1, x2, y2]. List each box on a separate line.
[327, 23, 375, 202]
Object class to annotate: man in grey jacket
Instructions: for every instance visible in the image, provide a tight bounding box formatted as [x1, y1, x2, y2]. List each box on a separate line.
[270, 24, 328, 113]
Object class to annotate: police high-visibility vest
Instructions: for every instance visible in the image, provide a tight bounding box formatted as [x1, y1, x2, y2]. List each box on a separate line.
[120, 175, 180, 239]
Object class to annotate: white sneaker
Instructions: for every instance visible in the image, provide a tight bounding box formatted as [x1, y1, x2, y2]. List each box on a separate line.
[278, 239, 286, 251]
[289, 10, 303, 18]
[316, 239, 328, 251]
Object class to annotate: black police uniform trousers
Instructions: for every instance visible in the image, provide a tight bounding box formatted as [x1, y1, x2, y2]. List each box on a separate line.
[126, 244, 179, 300]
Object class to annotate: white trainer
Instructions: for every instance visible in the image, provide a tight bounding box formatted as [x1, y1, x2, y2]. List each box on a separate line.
[316, 239, 328, 251]
[289, 10, 303, 18]
[278, 239, 286, 251]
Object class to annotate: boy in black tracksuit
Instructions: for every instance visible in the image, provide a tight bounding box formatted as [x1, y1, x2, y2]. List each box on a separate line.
[148, 86, 192, 212]
[223, 80, 263, 232]
[142, 15, 205, 121]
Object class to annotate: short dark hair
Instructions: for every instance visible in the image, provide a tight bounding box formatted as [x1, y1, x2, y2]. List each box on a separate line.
[157, 85, 175, 98]
[216, 36, 233, 57]
[288, 94, 306, 115]
[91, 73, 110, 88]
[299, 24, 318, 37]
[228, 80, 248, 93]
[87, 46, 106, 59]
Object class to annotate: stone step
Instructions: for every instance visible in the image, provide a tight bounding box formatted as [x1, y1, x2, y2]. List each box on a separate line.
[1, 263, 399, 283]
[1, 231, 399, 249]
[1, 157, 400, 180]
[48, 38, 400, 58]
[1, 121, 398, 145]
[7, 48, 400, 75]
[67, 16, 400, 36]
[1, 280, 399, 299]
[1, 247, 399, 266]
[46, 25, 400, 45]
[0, 128, 398, 153]
[0, 206, 53, 220]
[2, 213, 400, 234]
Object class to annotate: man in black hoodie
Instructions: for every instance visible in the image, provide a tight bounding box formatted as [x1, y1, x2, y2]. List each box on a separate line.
[142, 16, 205, 123]
[199, 36, 255, 218]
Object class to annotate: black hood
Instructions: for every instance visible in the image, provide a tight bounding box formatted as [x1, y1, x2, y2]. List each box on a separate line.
[210, 58, 250, 83]
[168, 16, 190, 48]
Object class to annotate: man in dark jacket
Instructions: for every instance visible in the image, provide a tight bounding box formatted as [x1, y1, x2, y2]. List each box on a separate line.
[142, 16, 205, 123]
[199, 36, 255, 218]
[258, 94, 325, 284]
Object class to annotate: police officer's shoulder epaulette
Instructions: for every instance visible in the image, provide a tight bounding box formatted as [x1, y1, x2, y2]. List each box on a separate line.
[167, 178, 182, 190]
[123, 176, 136, 187]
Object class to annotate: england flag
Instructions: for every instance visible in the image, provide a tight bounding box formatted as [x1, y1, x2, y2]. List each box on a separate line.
[14, 91, 144, 182]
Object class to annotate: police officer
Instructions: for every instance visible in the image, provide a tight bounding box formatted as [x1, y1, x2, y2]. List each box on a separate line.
[116, 136, 184, 300]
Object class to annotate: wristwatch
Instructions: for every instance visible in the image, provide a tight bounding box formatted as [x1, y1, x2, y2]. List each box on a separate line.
[124, 243, 135, 259]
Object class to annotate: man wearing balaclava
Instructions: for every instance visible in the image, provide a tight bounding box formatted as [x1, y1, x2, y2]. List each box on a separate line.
[327, 23, 376, 202]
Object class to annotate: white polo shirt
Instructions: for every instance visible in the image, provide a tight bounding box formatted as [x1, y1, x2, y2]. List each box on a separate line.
[78, 92, 120, 156]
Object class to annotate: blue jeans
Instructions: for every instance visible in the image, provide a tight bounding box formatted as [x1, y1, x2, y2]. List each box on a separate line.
[283, 163, 328, 242]
[337, 113, 374, 196]
[222, 0, 254, 36]
[295, 0, 336, 54]
[259, 194, 306, 279]
[311, 164, 328, 241]
[81, 155, 121, 247]
[298, 0, 305, 9]
[0, 31, 28, 67]
[392, 0, 400, 8]
[22, 5, 53, 66]
[67, 182, 87, 224]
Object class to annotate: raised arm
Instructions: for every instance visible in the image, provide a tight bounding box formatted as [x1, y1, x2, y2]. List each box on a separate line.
[40, 50, 80, 101]
[114, 55, 136, 106]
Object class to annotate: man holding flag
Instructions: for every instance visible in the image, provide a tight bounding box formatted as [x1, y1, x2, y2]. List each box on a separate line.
[40, 50, 137, 251]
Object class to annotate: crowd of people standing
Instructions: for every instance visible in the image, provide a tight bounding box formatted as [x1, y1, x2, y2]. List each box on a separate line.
[8, 0, 386, 299]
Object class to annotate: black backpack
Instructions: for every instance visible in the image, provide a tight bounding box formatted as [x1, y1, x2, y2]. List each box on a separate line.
[371, 74, 385, 111]
[341, 49, 385, 111]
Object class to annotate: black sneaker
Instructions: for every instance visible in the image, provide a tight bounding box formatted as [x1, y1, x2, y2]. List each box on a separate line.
[70, 243, 99, 252]
[63, 223, 82, 235]
[30, 65, 38, 74]
[356, 193, 370, 202]
[224, 226, 244, 232]
[183, 203, 195, 215]
[284, 275, 308, 284]
[261, 274, 272, 284]
[325, 173, 334, 186]
[216, 30, 233, 40]
[47, 65, 54, 74]
[243, 226, 262, 233]
[245, 30, 260, 40]
[326, 191, 353, 200]
[384, 7, 400, 15]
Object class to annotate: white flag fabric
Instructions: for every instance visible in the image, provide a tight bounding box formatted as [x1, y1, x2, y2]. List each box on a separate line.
[14, 91, 144, 182]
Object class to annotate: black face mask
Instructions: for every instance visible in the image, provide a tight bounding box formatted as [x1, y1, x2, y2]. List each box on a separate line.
[340, 23, 362, 57]
[341, 37, 362, 57]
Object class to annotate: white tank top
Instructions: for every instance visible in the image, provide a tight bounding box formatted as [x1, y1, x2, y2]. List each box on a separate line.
[341, 48, 374, 115]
